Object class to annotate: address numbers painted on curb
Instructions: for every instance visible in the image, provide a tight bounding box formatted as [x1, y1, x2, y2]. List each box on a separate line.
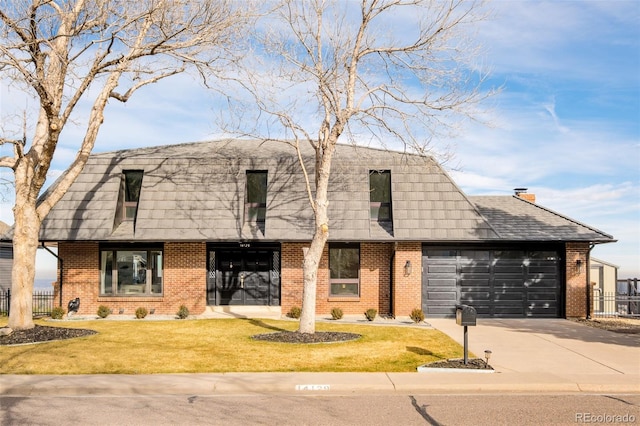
[295, 384, 331, 391]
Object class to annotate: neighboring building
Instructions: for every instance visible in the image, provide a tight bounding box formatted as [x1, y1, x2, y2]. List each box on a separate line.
[0, 221, 12, 292]
[37, 140, 615, 318]
[590, 258, 619, 316]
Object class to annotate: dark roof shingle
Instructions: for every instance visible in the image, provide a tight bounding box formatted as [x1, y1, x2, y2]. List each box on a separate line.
[469, 195, 614, 242]
[38, 139, 613, 245]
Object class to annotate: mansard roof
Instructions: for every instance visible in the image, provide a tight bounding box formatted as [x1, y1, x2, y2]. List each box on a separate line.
[38, 139, 613, 245]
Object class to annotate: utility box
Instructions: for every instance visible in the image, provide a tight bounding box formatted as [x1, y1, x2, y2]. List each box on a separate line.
[456, 304, 477, 326]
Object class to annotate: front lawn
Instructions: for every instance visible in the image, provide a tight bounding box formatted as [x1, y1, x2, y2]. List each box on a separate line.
[0, 318, 463, 374]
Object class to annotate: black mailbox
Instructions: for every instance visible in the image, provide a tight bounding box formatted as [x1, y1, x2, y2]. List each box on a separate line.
[455, 304, 477, 326]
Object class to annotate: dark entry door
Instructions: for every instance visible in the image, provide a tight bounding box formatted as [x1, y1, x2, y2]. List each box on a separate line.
[216, 250, 271, 305]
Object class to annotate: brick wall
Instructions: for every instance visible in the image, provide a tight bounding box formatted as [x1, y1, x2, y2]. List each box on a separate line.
[281, 242, 395, 317]
[55, 242, 206, 316]
[163, 242, 207, 315]
[55, 240, 587, 319]
[361, 242, 393, 315]
[392, 242, 422, 317]
[565, 242, 590, 318]
[280, 242, 306, 313]
[54, 242, 99, 315]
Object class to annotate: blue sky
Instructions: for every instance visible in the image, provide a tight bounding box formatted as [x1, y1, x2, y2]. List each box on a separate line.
[1, 0, 639, 282]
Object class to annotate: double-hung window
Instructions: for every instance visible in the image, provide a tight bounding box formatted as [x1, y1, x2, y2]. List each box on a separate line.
[369, 170, 392, 222]
[329, 243, 360, 297]
[100, 245, 163, 296]
[245, 171, 267, 224]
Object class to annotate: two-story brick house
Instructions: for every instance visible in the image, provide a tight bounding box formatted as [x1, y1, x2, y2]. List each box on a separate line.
[36, 139, 614, 318]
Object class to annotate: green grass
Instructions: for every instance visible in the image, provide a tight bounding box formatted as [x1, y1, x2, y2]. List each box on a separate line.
[0, 318, 464, 374]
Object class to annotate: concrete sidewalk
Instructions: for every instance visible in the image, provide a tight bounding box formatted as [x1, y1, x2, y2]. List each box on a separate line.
[2, 318, 638, 396]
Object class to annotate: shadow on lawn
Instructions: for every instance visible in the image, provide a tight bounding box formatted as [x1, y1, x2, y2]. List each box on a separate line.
[245, 318, 289, 332]
[406, 346, 444, 358]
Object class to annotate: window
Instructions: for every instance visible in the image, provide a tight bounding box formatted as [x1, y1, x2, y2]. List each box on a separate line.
[100, 245, 163, 296]
[369, 170, 392, 222]
[329, 243, 360, 297]
[245, 171, 267, 223]
[122, 170, 143, 221]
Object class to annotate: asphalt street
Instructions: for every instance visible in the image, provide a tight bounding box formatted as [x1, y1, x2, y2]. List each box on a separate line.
[2, 393, 639, 426]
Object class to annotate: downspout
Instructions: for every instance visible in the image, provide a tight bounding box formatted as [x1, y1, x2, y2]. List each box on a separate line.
[41, 243, 63, 307]
[390, 247, 396, 319]
[586, 244, 595, 319]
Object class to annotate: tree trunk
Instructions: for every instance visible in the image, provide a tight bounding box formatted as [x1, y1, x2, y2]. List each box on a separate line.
[298, 142, 334, 334]
[8, 191, 41, 330]
[299, 226, 328, 334]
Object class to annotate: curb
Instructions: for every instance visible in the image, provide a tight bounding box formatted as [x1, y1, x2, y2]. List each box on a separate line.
[2, 373, 639, 396]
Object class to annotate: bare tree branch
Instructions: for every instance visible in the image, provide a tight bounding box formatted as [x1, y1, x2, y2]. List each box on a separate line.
[220, 0, 495, 333]
[0, 0, 254, 330]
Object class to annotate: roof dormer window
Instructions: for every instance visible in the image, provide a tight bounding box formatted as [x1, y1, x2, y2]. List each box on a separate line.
[122, 170, 143, 221]
[245, 171, 267, 225]
[369, 170, 392, 223]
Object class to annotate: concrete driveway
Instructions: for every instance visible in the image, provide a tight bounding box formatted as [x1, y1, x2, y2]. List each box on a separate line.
[427, 318, 640, 378]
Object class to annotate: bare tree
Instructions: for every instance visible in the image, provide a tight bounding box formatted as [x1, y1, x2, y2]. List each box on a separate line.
[0, 0, 252, 330]
[227, 0, 493, 333]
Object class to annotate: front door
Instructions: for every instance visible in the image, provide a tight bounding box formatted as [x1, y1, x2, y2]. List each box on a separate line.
[211, 249, 274, 305]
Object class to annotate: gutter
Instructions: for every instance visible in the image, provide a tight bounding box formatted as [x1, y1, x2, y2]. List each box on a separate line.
[586, 244, 596, 319]
[41, 243, 63, 308]
[390, 248, 395, 318]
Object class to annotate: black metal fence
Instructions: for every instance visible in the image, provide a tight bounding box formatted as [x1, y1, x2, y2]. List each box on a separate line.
[0, 289, 56, 317]
[592, 279, 639, 318]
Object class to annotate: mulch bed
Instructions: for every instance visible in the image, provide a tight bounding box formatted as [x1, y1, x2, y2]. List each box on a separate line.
[572, 318, 640, 334]
[425, 358, 493, 370]
[0, 325, 97, 346]
[252, 331, 361, 344]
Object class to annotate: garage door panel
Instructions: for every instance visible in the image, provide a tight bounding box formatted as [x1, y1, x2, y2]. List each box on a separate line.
[426, 291, 457, 301]
[526, 279, 557, 289]
[493, 262, 522, 275]
[461, 291, 491, 302]
[459, 279, 490, 288]
[492, 306, 525, 316]
[526, 305, 558, 317]
[494, 292, 525, 301]
[493, 280, 524, 289]
[528, 264, 558, 272]
[427, 306, 457, 316]
[460, 265, 490, 274]
[527, 292, 557, 301]
[427, 264, 457, 274]
[427, 279, 457, 289]
[469, 305, 492, 315]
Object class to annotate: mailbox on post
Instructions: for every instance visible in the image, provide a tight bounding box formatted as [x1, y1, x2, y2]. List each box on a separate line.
[455, 304, 477, 365]
[455, 304, 477, 326]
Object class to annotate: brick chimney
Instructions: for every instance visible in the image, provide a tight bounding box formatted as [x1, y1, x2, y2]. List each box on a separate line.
[514, 188, 536, 203]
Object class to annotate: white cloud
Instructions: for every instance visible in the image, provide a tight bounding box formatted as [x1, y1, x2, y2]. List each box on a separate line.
[481, 1, 640, 82]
